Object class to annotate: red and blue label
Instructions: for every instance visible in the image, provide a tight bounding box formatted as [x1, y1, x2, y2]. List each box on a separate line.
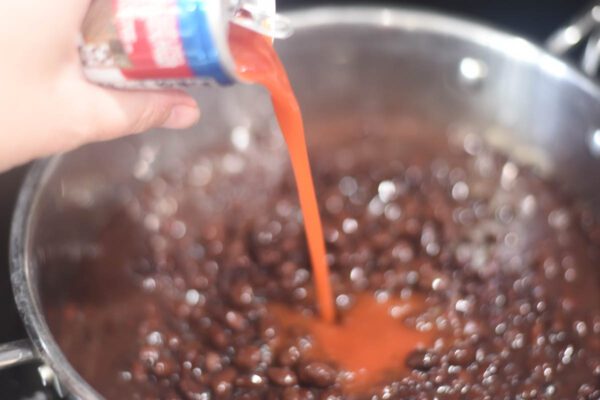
[112, 0, 233, 84]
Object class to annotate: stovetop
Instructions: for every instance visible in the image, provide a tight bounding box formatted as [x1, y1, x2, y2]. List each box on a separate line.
[0, 0, 590, 398]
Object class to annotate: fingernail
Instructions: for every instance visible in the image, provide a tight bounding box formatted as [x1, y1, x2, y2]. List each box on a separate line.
[161, 104, 200, 129]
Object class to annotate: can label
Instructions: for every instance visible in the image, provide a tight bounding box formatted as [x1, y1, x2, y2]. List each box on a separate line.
[80, 0, 234, 88]
[112, 0, 193, 79]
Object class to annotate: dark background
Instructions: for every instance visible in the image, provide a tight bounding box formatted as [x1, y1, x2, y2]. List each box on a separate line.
[280, 0, 590, 41]
[0, 0, 593, 398]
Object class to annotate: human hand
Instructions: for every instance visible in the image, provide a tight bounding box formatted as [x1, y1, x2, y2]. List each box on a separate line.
[0, 0, 200, 172]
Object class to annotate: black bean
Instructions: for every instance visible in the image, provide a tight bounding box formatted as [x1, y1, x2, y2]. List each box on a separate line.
[204, 351, 223, 373]
[297, 362, 337, 388]
[165, 332, 181, 351]
[229, 282, 255, 308]
[234, 345, 262, 370]
[211, 368, 236, 398]
[178, 378, 209, 400]
[405, 350, 440, 371]
[282, 386, 316, 400]
[448, 347, 475, 367]
[267, 367, 298, 386]
[131, 360, 146, 382]
[319, 389, 343, 400]
[208, 325, 230, 349]
[278, 261, 299, 282]
[138, 345, 160, 365]
[151, 359, 176, 378]
[236, 392, 262, 400]
[235, 373, 267, 390]
[278, 345, 301, 367]
[53, 143, 600, 399]
[225, 310, 249, 332]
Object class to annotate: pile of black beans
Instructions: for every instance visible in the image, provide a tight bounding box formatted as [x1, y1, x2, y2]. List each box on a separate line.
[48, 133, 600, 400]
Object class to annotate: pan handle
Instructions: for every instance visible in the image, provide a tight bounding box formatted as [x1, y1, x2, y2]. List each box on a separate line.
[0, 339, 65, 396]
[0, 339, 36, 369]
[546, 1, 600, 76]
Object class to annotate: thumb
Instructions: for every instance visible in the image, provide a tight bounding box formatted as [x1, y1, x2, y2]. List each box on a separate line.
[80, 84, 200, 142]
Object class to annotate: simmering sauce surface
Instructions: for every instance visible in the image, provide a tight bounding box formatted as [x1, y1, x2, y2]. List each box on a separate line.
[43, 120, 600, 399]
[271, 293, 434, 391]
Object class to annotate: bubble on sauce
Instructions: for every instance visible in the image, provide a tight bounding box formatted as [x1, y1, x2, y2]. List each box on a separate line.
[342, 218, 358, 234]
[293, 287, 307, 301]
[519, 194, 537, 217]
[257, 230, 273, 244]
[500, 162, 519, 190]
[548, 209, 571, 230]
[561, 345, 575, 365]
[325, 227, 340, 244]
[375, 290, 390, 303]
[405, 271, 419, 286]
[368, 196, 385, 216]
[170, 220, 187, 239]
[421, 222, 440, 256]
[222, 153, 245, 174]
[119, 371, 132, 382]
[336, 294, 351, 309]
[339, 176, 358, 197]
[392, 242, 414, 263]
[474, 152, 497, 178]
[154, 196, 178, 216]
[350, 267, 367, 286]
[146, 331, 163, 346]
[564, 268, 577, 283]
[231, 126, 251, 151]
[431, 277, 448, 291]
[462, 132, 484, 156]
[452, 181, 470, 201]
[455, 298, 474, 314]
[384, 204, 402, 221]
[325, 195, 344, 214]
[574, 321, 587, 337]
[133, 145, 158, 181]
[143, 213, 160, 232]
[189, 160, 213, 187]
[503, 232, 519, 248]
[496, 205, 515, 224]
[378, 180, 397, 203]
[431, 159, 450, 182]
[185, 289, 204, 306]
[142, 277, 157, 292]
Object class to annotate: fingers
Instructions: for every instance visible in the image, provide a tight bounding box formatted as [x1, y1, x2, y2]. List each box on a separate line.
[0, 77, 201, 172]
[76, 84, 201, 142]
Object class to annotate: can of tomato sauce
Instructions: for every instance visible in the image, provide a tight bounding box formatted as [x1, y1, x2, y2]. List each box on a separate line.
[79, 0, 278, 88]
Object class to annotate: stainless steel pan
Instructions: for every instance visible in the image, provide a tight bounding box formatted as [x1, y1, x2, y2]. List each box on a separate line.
[3, 5, 600, 399]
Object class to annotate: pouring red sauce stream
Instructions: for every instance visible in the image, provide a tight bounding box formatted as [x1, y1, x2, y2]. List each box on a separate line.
[229, 25, 335, 323]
